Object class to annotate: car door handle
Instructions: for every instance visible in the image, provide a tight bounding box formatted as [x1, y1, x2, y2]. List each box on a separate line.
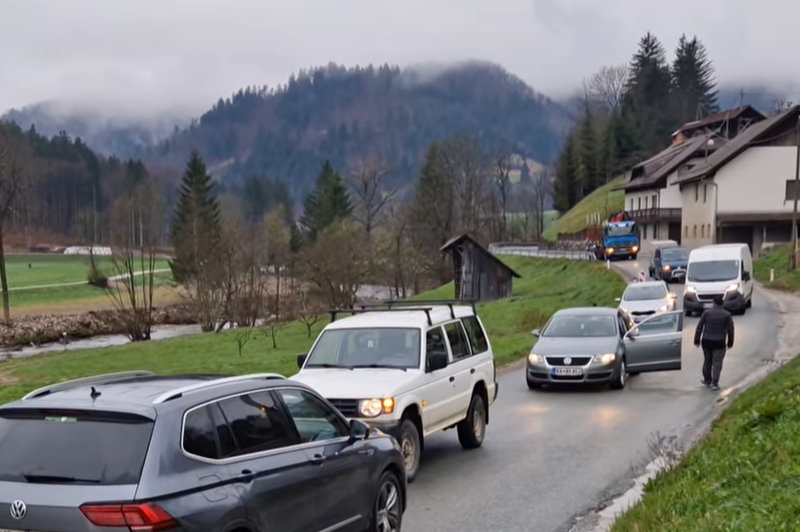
[470, 368, 475, 374]
[310, 453, 327, 465]
[668, 340, 681, 345]
[239, 469, 255, 483]
[358, 449, 374, 456]
[449, 376, 455, 382]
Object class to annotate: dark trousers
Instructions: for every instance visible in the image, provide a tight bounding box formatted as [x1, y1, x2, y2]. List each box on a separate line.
[701, 341, 726, 385]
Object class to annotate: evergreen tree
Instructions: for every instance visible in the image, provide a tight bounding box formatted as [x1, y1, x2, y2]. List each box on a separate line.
[168, 151, 223, 282]
[519, 162, 532, 184]
[553, 134, 579, 213]
[299, 160, 353, 241]
[672, 34, 719, 123]
[573, 112, 599, 195]
[625, 32, 674, 153]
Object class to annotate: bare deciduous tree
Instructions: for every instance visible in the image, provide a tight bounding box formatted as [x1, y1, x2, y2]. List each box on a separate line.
[300, 220, 371, 309]
[233, 327, 253, 357]
[296, 289, 323, 338]
[0, 130, 32, 322]
[348, 156, 398, 237]
[584, 65, 629, 115]
[491, 149, 513, 241]
[375, 202, 426, 299]
[531, 171, 553, 239]
[105, 179, 165, 341]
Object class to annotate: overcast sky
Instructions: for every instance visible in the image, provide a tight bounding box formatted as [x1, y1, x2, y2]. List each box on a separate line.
[1, 0, 798, 121]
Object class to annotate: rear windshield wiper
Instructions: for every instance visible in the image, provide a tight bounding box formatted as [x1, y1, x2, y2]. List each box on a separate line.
[351, 364, 408, 371]
[23, 474, 101, 484]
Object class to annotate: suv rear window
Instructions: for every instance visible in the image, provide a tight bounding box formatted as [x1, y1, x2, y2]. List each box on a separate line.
[0, 409, 153, 485]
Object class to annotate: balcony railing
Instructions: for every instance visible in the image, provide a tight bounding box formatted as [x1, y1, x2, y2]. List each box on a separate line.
[629, 208, 682, 221]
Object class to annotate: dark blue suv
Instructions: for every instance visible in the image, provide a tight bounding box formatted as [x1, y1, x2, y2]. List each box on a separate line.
[0, 371, 406, 532]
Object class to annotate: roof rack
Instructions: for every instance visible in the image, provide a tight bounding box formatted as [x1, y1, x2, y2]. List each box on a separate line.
[22, 371, 156, 401]
[384, 299, 478, 318]
[328, 307, 435, 326]
[151, 373, 286, 405]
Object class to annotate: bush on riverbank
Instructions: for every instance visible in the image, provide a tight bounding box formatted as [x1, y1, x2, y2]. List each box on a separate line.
[0, 256, 625, 405]
[610, 355, 800, 532]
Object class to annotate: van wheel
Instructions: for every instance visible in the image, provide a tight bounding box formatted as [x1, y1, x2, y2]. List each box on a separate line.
[457, 393, 486, 449]
[746, 298, 752, 309]
[398, 419, 421, 482]
[610, 359, 627, 390]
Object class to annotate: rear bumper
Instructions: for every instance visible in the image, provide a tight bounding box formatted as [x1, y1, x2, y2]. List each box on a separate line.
[684, 291, 746, 312]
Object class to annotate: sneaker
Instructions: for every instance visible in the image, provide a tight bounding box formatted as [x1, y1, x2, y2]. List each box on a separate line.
[710, 384, 720, 391]
[701, 380, 711, 388]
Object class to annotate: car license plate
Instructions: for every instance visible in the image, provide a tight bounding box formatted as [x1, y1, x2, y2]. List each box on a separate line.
[553, 367, 584, 376]
[703, 302, 713, 308]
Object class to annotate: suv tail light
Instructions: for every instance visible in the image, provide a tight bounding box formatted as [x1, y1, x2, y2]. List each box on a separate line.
[80, 503, 178, 531]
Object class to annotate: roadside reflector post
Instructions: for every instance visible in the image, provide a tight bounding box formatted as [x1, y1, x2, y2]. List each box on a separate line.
[606, 259, 611, 269]
[770, 268, 775, 282]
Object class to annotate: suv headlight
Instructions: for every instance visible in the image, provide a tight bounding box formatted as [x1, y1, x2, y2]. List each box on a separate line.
[358, 398, 395, 418]
[594, 353, 617, 365]
[528, 353, 545, 365]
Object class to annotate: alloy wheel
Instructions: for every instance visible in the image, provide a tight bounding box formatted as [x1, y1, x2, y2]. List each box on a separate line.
[376, 478, 402, 532]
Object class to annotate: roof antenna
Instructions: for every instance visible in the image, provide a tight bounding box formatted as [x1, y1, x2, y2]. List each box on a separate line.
[90, 386, 101, 399]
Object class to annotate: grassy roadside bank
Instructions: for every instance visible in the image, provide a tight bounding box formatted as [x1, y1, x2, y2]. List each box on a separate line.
[754, 244, 800, 292]
[610, 354, 800, 532]
[0, 255, 625, 405]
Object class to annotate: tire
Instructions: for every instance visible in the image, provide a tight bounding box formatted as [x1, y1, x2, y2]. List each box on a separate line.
[457, 393, 487, 450]
[370, 470, 404, 532]
[684, 309, 693, 317]
[527, 377, 543, 390]
[629, 371, 640, 377]
[610, 359, 627, 390]
[746, 297, 752, 309]
[398, 419, 421, 482]
[631, 254, 638, 261]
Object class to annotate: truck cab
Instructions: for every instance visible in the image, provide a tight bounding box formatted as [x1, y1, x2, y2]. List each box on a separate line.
[602, 213, 640, 260]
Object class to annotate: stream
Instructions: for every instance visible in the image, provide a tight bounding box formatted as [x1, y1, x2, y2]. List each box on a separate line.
[0, 284, 404, 361]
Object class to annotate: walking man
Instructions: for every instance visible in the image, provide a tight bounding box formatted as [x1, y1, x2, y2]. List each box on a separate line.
[693, 295, 734, 391]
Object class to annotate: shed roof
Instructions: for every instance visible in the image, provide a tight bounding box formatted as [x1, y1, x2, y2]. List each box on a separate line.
[440, 233, 522, 278]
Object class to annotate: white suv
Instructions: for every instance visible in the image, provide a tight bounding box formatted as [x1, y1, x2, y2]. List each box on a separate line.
[291, 300, 498, 481]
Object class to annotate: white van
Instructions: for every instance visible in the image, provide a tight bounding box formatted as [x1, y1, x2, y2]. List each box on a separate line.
[683, 243, 753, 316]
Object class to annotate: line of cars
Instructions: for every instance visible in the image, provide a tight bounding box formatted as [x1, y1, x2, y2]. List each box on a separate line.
[0, 299, 499, 532]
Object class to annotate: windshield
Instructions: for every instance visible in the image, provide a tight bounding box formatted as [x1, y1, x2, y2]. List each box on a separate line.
[305, 328, 421, 369]
[604, 224, 637, 238]
[623, 285, 667, 301]
[687, 260, 740, 282]
[541, 315, 618, 338]
[0, 409, 153, 485]
[661, 248, 688, 262]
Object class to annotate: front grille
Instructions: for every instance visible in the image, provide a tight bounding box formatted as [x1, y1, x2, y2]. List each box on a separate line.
[698, 293, 724, 301]
[551, 374, 585, 381]
[545, 356, 592, 366]
[328, 399, 359, 418]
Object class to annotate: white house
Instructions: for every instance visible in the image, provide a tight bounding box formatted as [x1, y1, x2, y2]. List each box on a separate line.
[673, 105, 800, 252]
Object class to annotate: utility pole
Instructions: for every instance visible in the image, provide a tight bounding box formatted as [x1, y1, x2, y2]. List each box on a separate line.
[792, 114, 800, 270]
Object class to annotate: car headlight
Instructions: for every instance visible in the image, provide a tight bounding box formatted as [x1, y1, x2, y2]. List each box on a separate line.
[725, 283, 739, 292]
[594, 353, 617, 365]
[358, 398, 395, 418]
[662, 265, 671, 271]
[685, 285, 697, 294]
[606, 247, 614, 254]
[528, 353, 545, 365]
[632, 246, 639, 252]
[658, 305, 669, 312]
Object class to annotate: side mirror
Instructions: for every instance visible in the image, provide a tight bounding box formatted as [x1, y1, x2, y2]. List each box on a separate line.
[296, 354, 307, 369]
[531, 329, 540, 337]
[625, 329, 639, 341]
[614, 297, 621, 302]
[742, 271, 751, 281]
[348, 419, 370, 443]
[427, 352, 449, 372]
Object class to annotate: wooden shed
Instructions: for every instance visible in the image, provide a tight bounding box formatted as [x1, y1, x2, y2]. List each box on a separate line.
[440, 234, 521, 301]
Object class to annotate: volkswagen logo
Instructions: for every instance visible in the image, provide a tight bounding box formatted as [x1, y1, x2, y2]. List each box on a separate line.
[564, 357, 572, 365]
[10, 500, 26, 520]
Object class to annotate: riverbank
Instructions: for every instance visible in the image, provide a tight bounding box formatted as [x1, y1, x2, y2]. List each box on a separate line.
[0, 256, 625, 404]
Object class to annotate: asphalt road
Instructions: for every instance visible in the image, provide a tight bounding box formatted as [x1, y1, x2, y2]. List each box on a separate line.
[403, 255, 780, 532]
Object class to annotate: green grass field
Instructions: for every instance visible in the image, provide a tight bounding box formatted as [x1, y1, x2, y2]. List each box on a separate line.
[754, 244, 800, 292]
[3, 254, 172, 310]
[0, 255, 626, 405]
[610, 354, 800, 532]
[543, 176, 627, 241]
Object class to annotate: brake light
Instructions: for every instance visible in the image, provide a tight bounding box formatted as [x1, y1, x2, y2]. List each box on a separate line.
[80, 503, 178, 531]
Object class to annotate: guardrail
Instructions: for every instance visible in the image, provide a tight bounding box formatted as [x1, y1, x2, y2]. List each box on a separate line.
[488, 243, 592, 261]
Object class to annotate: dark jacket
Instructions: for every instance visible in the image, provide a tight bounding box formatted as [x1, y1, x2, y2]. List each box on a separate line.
[694, 306, 734, 348]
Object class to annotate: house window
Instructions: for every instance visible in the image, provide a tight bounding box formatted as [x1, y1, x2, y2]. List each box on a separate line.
[652, 195, 657, 208]
[684, 225, 688, 238]
[701, 225, 705, 238]
[694, 184, 699, 202]
[629, 198, 634, 210]
[644, 196, 648, 209]
[703, 184, 708, 203]
[637, 197, 641, 210]
[708, 224, 712, 239]
[693, 225, 697, 238]
[786, 180, 800, 201]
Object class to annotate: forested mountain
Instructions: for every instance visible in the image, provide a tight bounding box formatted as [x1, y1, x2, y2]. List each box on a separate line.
[0, 121, 153, 248]
[142, 62, 573, 202]
[1, 101, 184, 158]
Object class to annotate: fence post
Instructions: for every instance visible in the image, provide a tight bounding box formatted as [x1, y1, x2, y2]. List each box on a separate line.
[770, 268, 775, 282]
